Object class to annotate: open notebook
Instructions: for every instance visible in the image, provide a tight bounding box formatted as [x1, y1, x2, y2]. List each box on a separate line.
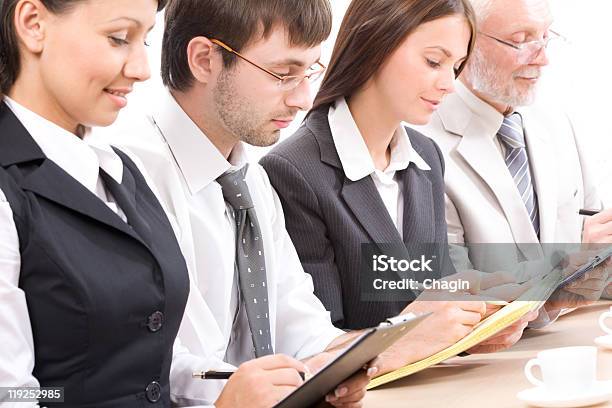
[367, 271, 561, 389]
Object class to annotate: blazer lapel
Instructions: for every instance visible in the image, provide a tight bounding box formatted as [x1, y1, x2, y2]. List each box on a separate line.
[307, 109, 405, 249]
[439, 98, 542, 259]
[522, 109, 558, 243]
[341, 176, 404, 247]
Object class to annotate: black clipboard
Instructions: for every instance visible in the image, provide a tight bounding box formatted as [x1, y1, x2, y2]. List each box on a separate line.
[557, 246, 612, 287]
[274, 312, 430, 408]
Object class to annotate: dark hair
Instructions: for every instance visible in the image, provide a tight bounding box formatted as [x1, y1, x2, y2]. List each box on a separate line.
[161, 0, 333, 92]
[312, 0, 477, 111]
[0, 0, 167, 94]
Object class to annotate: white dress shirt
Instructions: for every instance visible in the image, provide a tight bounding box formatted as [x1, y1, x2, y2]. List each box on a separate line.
[328, 97, 431, 237]
[0, 97, 127, 407]
[110, 89, 344, 406]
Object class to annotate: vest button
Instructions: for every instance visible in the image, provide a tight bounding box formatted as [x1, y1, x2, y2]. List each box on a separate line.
[147, 311, 164, 332]
[145, 381, 162, 403]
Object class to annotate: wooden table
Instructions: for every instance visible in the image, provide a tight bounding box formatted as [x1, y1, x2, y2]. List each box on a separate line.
[364, 302, 612, 407]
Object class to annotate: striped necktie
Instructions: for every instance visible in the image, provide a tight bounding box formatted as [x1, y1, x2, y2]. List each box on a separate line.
[497, 113, 540, 237]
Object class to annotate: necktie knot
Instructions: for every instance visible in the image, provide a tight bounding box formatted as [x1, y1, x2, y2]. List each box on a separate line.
[498, 113, 525, 149]
[216, 165, 254, 210]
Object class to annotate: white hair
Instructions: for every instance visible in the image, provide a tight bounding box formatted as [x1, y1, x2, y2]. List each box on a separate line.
[469, 0, 496, 23]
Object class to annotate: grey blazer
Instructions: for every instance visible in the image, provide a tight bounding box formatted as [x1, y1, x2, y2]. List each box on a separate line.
[260, 106, 451, 329]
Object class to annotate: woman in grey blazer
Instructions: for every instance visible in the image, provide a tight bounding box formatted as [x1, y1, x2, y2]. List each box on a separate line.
[261, 0, 495, 360]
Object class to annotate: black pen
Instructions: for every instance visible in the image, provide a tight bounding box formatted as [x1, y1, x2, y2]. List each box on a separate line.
[579, 209, 600, 216]
[193, 370, 307, 380]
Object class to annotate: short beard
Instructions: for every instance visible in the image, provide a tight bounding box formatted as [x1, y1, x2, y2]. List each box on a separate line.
[213, 69, 281, 147]
[464, 47, 538, 108]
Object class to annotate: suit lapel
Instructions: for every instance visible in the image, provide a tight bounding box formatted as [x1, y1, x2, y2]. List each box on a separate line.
[439, 99, 542, 259]
[522, 110, 558, 243]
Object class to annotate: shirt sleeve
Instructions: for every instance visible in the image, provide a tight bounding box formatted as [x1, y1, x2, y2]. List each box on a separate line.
[170, 337, 235, 407]
[0, 188, 40, 407]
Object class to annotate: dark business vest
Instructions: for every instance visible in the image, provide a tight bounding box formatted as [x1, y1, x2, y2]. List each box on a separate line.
[0, 102, 189, 407]
[261, 106, 453, 329]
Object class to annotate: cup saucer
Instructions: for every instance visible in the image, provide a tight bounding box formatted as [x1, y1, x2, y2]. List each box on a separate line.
[595, 335, 612, 350]
[516, 380, 612, 407]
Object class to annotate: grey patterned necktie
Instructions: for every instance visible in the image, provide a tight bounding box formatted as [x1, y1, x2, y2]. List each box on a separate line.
[497, 113, 540, 237]
[216, 164, 273, 357]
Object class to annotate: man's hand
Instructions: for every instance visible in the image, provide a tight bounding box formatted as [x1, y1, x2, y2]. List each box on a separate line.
[582, 208, 612, 244]
[562, 263, 610, 301]
[215, 354, 307, 408]
[545, 251, 611, 308]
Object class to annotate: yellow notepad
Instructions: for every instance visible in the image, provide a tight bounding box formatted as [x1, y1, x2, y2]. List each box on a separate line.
[367, 273, 559, 389]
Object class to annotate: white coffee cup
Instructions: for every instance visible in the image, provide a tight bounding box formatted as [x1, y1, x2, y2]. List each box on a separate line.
[599, 306, 612, 335]
[524, 346, 597, 395]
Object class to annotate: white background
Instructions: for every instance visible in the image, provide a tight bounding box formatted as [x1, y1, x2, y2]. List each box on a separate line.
[112, 0, 612, 204]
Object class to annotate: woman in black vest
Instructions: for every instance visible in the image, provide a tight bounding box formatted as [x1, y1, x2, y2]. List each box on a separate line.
[0, 1, 189, 406]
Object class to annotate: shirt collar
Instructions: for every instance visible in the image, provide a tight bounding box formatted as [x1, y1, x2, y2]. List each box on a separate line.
[3, 96, 123, 193]
[151, 89, 248, 195]
[455, 81, 506, 139]
[328, 97, 430, 182]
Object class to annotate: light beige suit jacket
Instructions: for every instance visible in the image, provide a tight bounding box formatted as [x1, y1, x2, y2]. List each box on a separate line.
[414, 82, 600, 280]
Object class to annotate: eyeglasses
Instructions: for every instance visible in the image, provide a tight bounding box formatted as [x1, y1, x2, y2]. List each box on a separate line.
[478, 29, 567, 63]
[211, 39, 326, 91]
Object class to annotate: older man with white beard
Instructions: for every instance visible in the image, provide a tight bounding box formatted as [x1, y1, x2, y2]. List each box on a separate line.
[414, 0, 611, 340]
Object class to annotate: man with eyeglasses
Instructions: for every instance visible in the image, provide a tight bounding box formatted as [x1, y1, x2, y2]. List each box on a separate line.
[414, 0, 610, 341]
[105, 0, 416, 407]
